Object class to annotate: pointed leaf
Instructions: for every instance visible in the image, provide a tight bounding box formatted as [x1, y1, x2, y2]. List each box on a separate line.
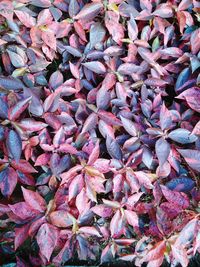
[36, 223, 58, 261]
[7, 130, 22, 161]
[178, 149, 200, 172]
[82, 61, 106, 74]
[155, 138, 170, 166]
[74, 2, 103, 20]
[21, 187, 46, 213]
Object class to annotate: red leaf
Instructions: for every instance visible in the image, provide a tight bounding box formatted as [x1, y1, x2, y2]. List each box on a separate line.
[134, 171, 153, 189]
[60, 165, 82, 185]
[87, 140, 100, 166]
[98, 110, 122, 126]
[81, 112, 98, 134]
[93, 158, 110, 173]
[37, 9, 53, 26]
[175, 218, 198, 246]
[28, 216, 46, 237]
[105, 11, 124, 44]
[152, 4, 173, 18]
[191, 29, 200, 54]
[159, 103, 172, 131]
[126, 192, 144, 207]
[128, 15, 138, 41]
[192, 121, 200, 135]
[41, 30, 56, 51]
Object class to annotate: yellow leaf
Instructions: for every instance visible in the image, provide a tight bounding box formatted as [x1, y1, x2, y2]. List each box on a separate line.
[107, 3, 119, 13]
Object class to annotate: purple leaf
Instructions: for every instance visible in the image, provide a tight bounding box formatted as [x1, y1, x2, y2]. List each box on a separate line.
[178, 149, 200, 172]
[36, 223, 58, 261]
[69, 0, 80, 18]
[161, 185, 189, 209]
[168, 128, 197, 144]
[82, 61, 106, 74]
[89, 22, 106, 49]
[120, 116, 138, 136]
[0, 97, 8, 119]
[166, 177, 195, 192]
[155, 138, 170, 166]
[0, 167, 18, 197]
[159, 103, 172, 131]
[106, 136, 122, 161]
[7, 130, 22, 161]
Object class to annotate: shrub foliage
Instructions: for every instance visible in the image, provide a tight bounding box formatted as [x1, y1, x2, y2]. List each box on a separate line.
[0, 0, 200, 266]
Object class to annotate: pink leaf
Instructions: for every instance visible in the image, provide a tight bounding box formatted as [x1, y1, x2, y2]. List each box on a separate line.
[74, 2, 103, 20]
[15, 223, 30, 250]
[11, 160, 37, 173]
[134, 171, 154, 189]
[36, 223, 58, 261]
[18, 119, 48, 132]
[8, 97, 32, 121]
[21, 187, 46, 213]
[124, 210, 138, 227]
[37, 9, 53, 26]
[155, 138, 170, 166]
[9, 202, 39, 220]
[110, 210, 124, 237]
[178, 149, 200, 172]
[15, 10, 36, 28]
[143, 240, 166, 262]
[82, 61, 106, 74]
[49, 210, 73, 227]
[120, 116, 138, 136]
[160, 185, 189, 209]
[78, 226, 101, 237]
[91, 204, 113, 218]
[171, 244, 189, 267]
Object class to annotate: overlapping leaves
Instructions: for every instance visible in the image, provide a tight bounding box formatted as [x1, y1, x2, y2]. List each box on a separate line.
[0, 0, 200, 266]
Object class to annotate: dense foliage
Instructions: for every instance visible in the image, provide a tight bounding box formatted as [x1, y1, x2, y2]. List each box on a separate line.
[0, 0, 200, 266]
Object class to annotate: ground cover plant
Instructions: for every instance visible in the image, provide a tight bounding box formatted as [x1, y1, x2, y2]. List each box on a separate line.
[0, 0, 200, 266]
